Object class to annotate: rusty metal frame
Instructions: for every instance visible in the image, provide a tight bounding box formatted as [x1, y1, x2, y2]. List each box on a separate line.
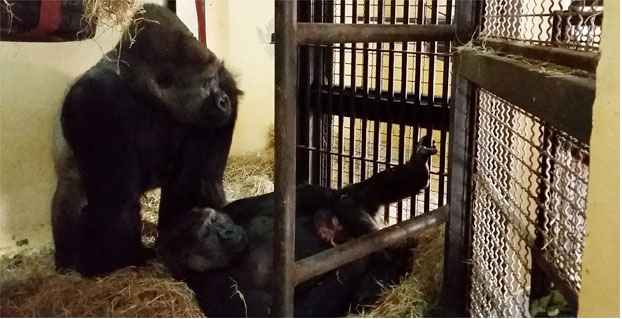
[297, 23, 455, 43]
[455, 48, 595, 144]
[437, 0, 481, 316]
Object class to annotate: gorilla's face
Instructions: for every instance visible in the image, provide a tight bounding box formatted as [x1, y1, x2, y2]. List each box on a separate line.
[153, 61, 242, 128]
[183, 207, 248, 272]
[119, 8, 243, 129]
[159, 207, 248, 276]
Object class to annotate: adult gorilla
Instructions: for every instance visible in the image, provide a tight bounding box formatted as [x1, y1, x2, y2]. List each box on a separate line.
[52, 4, 242, 276]
[158, 136, 438, 317]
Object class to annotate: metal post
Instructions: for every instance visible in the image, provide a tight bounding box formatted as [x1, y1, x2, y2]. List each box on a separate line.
[274, 0, 297, 316]
[437, 0, 481, 316]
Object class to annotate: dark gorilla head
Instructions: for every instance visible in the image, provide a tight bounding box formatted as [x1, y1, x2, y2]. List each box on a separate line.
[114, 4, 243, 127]
[157, 207, 248, 279]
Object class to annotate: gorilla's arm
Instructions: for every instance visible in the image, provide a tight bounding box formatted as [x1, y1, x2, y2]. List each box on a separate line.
[159, 127, 233, 231]
[334, 135, 437, 236]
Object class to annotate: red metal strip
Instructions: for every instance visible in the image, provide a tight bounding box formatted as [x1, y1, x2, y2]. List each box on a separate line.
[195, 0, 206, 45]
[32, 0, 63, 35]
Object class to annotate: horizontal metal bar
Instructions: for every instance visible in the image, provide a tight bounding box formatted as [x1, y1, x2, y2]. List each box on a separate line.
[315, 90, 450, 130]
[297, 23, 455, 44]
[455, 48, 595, 144]
[481, 39, 600, 72]
[295, 206, 448, 285]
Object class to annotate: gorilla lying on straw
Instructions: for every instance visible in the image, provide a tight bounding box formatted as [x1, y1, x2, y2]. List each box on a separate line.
[158, 135, 437, 317]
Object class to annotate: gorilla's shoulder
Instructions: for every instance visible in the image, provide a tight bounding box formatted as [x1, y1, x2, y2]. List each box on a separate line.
[66, 59, 130, 102]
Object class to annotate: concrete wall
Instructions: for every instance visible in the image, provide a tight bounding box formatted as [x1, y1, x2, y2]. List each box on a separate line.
[578, 0, 620, 315]
[0, 0, 275, 254]
[0, 18, 126, 254]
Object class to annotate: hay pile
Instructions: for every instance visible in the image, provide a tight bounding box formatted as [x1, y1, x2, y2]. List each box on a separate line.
[0, 251, 201, 317]
[0, 148, 443, 317]
[82, 0, 142, 29]
[357, 225, 445, 317]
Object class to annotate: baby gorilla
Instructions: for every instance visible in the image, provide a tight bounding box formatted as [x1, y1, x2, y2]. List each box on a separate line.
[158, 135, 438, 317]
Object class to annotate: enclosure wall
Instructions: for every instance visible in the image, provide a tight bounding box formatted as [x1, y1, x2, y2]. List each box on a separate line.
[0, 26, 125, 255]
[579, 0, 619, 315]
[202, 0, 276, 155]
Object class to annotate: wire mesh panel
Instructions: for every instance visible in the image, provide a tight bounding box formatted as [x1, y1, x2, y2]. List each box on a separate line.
[469, 89, 590, 317]
[479, 0, 603, 51]
[297, 0, 455, 225]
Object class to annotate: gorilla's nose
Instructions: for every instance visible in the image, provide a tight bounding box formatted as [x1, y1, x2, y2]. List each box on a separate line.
[217, 224, 248, 252]
[216, 94, 230, 112]
[217, 224, 243, 241]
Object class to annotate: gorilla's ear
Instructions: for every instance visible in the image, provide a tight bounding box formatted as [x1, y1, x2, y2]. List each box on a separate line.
[313, 210, 348, 245]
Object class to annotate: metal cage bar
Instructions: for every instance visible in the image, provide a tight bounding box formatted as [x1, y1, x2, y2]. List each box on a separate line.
[274, 0, 298, 315]
[438, 0, 481, 316]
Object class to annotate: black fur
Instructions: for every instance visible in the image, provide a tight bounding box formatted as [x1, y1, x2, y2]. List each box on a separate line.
[161, 136, 437, 317]
[52, 4, 242, 276]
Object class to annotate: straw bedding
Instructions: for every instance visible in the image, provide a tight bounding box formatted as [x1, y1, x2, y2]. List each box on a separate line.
[0, 150, 443, 317]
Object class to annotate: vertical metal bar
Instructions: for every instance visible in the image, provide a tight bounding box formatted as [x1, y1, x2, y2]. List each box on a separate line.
[437, 0, 453, 208]
[427, 0, 438, 105]
[312, 0, 323, 186]
[438, 0, 481, 316]
[337, 0, 346, 189]
[414, 0, 424, 103]
[437, 128, 447, 207]
[297, 0, 312, 185]
[348, 0, 357, 186]
[372, 0, 384, 179]
[397, 0, 410, 222]
[274, 0, 297, 316]
[384, 0, 396, 222]
[441, 0, 453, 106]
[424, 126, 432, 212]
[360, 0, 370, 181]
[325, 0, 335, 188]
[410, 0, 424, 214]
[411, 126, 420, 216]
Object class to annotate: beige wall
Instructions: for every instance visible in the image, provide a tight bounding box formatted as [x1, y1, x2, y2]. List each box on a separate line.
[176, 0, 275, 154]
[578, 0, 620, 316]
[0, 28, 124, 254]
[204, 0, 275, 155]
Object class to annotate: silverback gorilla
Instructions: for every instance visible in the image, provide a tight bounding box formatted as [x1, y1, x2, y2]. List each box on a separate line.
[52, 4, 242, 276]
[158, 136, 438, 317]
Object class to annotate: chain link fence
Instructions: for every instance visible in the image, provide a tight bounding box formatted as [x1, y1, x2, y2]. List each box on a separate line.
[469, 89, 590, 316]
[479, 0, 603, 51]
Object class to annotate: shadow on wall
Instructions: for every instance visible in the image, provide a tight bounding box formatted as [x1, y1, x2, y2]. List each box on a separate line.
[0, 62, 72, 254]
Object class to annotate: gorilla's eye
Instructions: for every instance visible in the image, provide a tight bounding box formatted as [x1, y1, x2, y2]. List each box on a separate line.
[157, 73, 174, 89]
